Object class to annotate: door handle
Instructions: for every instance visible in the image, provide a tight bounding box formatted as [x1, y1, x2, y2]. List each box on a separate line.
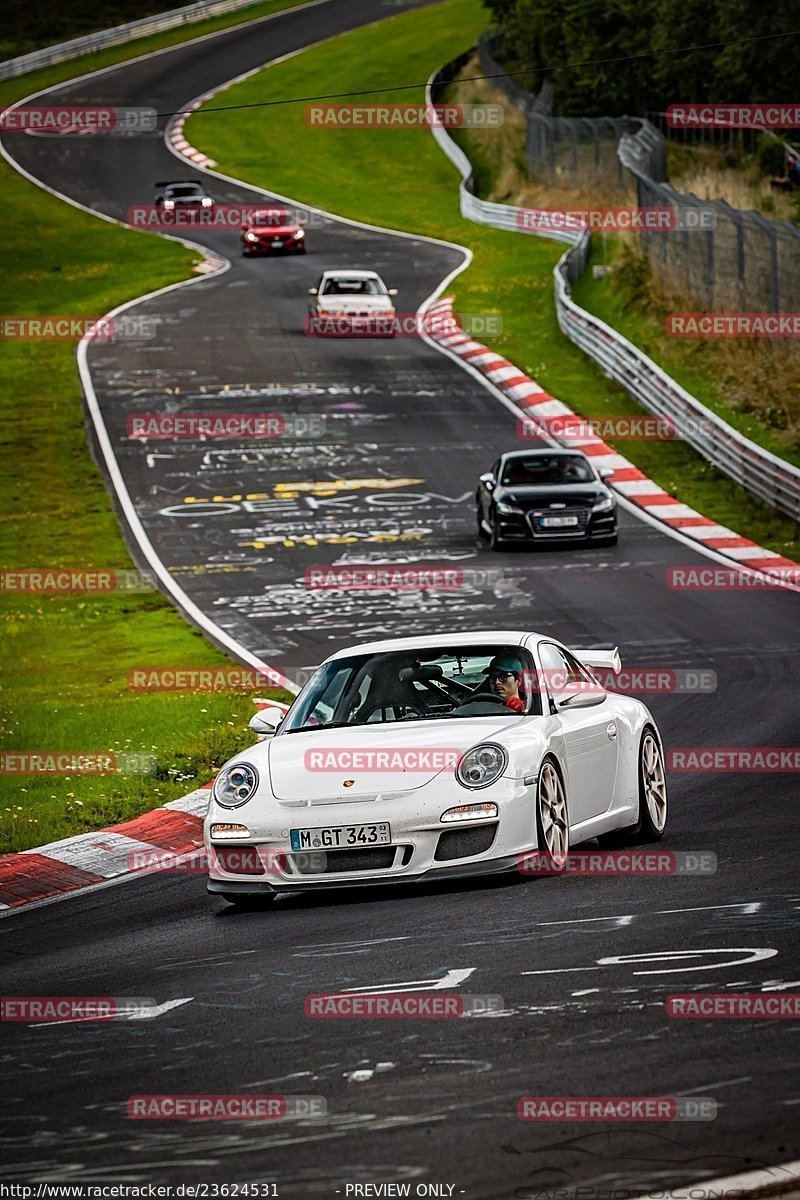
[606, 722, 617, 740]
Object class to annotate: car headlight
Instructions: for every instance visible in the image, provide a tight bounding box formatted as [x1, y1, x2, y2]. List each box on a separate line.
[592, 494, 616, 512]
[294, 229, 305, 238]
[456, 744, 508, 789]
[201, 197, 213, 207]
[244, 231, 259, 242]
[495, 500, 522, 515]
[213, 762, 259, 809]
[163, 199, 175, 209]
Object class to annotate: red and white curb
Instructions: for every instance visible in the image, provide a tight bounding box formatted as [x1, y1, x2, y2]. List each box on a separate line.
[426, 297, 800, 582]
[167, 96, 217, 168]
[0, 700, 289, 910]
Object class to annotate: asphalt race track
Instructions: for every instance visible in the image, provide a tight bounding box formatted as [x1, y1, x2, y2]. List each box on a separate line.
[1, 1, 799, 1195]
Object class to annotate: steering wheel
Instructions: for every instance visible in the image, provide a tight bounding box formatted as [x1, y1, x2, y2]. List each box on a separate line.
[451, 693, 509, 714]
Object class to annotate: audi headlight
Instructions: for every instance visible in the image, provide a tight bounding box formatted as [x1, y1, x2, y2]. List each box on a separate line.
[201, 197, 213, 207]
[213, 762, 259, 809]
[456, 744, 508, 789]
[163, 199, 175, 209]
[592, 494, 615, 512]
[495, 500, 522, 515]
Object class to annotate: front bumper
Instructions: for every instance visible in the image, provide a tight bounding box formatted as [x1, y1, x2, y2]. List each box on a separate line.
[205, 776, 536, 892]
[207, 850, 524, 895]
[495, 508, 617, 542]
[242, 236, 305, 254]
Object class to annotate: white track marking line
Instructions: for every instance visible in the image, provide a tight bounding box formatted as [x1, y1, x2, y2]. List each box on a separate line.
[629, 1158, 800, 1200]
[673, 1076, 751, 1096]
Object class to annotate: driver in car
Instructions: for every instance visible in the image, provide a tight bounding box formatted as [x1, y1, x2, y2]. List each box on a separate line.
[485, 654, 526, 713]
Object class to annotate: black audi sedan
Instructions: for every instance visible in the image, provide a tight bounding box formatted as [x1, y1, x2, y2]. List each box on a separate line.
[476, 449, 618, 549]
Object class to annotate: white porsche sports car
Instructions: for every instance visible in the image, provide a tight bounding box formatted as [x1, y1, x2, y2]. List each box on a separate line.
[205, 631, 668, 908]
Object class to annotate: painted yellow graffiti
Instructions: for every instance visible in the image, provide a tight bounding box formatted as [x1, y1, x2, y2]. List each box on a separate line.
[274, 478, 424, 497]
[239, 532, 426, 550]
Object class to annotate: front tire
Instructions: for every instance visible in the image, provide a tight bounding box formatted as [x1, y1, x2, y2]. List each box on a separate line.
[489, 512, 506, 551]
[535, 758, 569, 867]
[598, 728, 667, 846]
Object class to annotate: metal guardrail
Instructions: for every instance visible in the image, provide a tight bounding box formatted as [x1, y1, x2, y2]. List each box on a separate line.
[428, 57, 800, 524]
[0, 0, 269, 80]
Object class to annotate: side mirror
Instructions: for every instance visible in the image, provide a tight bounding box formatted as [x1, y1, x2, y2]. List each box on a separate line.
[479, 472, 495, 491]
[249, 707, 285, 738]
[556, 690, 606, 710]
[387, 288, 398, 296]
[307, 287, 318, 295]
[598, 467, 614, 480]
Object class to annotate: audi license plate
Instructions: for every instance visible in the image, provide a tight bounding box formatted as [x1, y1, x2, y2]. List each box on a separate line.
[541, 515, 579, 527]
[290, 823, 391, 851]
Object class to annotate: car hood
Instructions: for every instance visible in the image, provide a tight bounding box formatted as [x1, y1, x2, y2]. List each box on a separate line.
[248, 224, 299, 235]
[498, 484, 605, 507]
[263, 717, 522, 802]
[316, 295, 392, 312]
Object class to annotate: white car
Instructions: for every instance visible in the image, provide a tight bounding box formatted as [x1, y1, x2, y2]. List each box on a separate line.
[307, 269, 397, 336]
[205, 631, 668, 908]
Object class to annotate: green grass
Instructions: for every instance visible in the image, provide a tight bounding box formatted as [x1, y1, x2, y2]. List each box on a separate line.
[571, 240, 800, 468]
[0, 1, 309, 855]
[186, 0, 800, 562]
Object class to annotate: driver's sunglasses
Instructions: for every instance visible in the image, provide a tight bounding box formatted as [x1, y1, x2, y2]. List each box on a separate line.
[489, 670, 515, 681]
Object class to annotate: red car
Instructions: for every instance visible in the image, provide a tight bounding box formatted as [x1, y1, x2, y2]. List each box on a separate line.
[241, 208, 306, 255]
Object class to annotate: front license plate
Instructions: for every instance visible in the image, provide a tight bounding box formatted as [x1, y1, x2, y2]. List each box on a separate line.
[271, 238, 283, 246]
[290, 823, 391, 851]
[541, 515, 579, 527]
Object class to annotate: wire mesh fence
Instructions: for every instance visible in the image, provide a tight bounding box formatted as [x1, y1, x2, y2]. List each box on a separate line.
[477, 33, 800, 313]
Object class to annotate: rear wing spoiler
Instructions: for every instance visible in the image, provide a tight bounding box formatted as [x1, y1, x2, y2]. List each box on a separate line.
[571, 647, 622, 675]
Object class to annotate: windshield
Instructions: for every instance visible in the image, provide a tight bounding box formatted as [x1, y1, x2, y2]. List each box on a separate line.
[281, 645, 541, 733]
[322, 277, 384, 296]
[167, 185, 202, 198]
[501, 455, 595, 485]
[249, 210, 290, 226]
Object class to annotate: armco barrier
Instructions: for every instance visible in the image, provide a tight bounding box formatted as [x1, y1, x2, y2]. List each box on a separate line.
[0, 0, 270, 80]
[427, 56, 800, 524]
